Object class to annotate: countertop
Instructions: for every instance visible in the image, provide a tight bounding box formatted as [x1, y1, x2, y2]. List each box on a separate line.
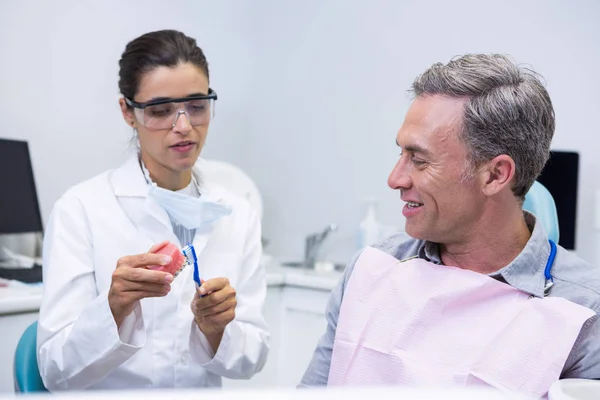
[0, 281, 43, 315]
[266, 264, 343, 291]
[0, 257, 343, 316]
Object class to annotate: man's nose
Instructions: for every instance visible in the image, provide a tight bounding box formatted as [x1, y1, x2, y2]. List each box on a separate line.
[388, 156, 412, 190]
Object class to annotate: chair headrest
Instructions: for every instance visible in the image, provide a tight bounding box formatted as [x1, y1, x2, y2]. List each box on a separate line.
[523, 181, 560, 243]
[196, 158, 263, 221]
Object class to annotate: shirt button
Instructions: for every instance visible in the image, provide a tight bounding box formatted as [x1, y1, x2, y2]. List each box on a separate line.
[181, 354, 188, 365]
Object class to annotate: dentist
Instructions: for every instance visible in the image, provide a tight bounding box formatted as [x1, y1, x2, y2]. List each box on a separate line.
[37, 30, 269, 391]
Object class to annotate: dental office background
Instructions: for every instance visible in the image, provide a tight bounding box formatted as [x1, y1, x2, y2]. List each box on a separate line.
[2, 1, 600, 292]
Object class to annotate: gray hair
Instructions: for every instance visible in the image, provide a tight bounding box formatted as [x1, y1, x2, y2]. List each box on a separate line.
[411, 54, 555, 199]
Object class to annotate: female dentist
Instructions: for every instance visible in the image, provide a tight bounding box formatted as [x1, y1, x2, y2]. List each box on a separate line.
[37, 30, 269, 391]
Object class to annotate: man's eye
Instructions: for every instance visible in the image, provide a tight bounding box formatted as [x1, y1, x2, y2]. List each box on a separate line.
[412, 157, 426, 166]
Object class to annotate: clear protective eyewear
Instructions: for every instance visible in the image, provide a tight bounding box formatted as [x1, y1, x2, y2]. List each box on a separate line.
[125, 89, 217, 130]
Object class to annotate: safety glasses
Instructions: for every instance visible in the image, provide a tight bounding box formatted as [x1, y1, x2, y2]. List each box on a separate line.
[125, 89, 217, 130]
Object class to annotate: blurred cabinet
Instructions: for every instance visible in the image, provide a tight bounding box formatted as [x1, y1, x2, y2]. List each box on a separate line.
[223, 285, 330, 389]
[277, 286, 329, 386]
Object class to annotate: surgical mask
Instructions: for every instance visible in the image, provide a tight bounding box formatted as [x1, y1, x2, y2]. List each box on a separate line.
[141, 158, 232, 229]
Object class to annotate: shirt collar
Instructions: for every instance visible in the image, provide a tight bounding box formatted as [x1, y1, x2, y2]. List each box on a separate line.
[416, 212, 551, 298]
[492, 212, 551, 298]
[418, 240, 442, 264]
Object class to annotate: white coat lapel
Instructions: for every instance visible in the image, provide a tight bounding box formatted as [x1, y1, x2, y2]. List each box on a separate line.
[111, 154, 177, 246]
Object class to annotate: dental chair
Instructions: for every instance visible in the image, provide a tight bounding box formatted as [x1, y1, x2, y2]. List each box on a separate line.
[523, 180, 560, 243]
[197, 158, 263, 220]
[197, 158, 274, 263]
[13, 321, 46, 393]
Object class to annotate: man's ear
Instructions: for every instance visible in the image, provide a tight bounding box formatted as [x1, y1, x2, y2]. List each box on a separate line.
[479, 154, 516, 197]
[118, 98, 136, 127]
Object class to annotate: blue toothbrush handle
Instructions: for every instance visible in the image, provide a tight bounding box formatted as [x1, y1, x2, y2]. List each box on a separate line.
[189, 244, 204, 295]
[194, 269, 201, 288]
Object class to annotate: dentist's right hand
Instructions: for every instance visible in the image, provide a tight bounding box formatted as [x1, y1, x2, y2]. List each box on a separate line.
[109, 241, 174, 328]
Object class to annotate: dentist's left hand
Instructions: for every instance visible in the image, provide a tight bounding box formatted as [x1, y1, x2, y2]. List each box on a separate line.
[190, 278, 237, 352]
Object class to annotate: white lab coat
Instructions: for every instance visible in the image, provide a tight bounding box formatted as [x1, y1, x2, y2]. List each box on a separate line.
[37, 154, 270, 391]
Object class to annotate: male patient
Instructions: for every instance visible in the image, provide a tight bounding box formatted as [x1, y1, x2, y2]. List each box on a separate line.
[300, 54, 600, 397]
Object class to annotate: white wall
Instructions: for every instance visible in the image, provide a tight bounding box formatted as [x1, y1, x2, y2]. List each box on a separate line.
[1, 0, 599, 265]
[240, 0, 600, 264]
[0, 0, 258, 224]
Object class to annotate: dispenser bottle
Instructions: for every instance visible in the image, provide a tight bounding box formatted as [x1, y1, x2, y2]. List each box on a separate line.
[358, 200, 381, 248]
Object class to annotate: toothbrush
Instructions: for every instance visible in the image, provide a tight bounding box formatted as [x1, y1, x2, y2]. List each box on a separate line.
[182, 244, 203, 293]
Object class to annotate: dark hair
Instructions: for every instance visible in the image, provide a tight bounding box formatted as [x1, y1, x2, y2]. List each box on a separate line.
[118, 29, 209, 102]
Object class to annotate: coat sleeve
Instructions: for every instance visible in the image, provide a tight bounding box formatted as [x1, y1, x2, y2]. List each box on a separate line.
[188, 207, 270, 379]
[37, 192, 146, 391]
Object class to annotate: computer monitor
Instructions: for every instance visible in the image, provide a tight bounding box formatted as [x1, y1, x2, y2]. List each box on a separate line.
[536, 150, 579, 250]
[0, 138, 43, 234]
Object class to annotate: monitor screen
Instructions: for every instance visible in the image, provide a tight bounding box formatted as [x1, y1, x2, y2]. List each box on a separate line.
[0, 138, 43, 234]
[536, 151, 579, 250]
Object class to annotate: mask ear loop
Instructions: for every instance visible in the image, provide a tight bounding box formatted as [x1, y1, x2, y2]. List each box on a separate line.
[190, 172, 201, 197]
[138, 155, 155, 186]
[128, 126, 141, 152]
